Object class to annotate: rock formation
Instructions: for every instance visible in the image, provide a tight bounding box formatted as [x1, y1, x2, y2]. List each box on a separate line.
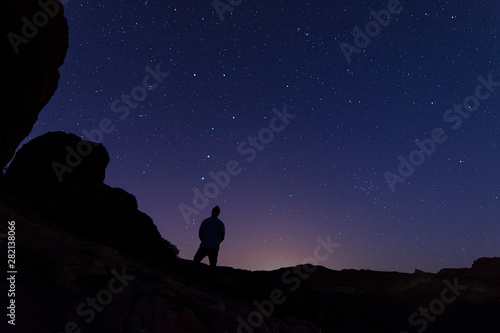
[4, 131, 179, 262]
[6, 131, 109, 195]
[1, 0, 68, 169]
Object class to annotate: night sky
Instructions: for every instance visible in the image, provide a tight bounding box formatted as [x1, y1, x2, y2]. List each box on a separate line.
[21, 0, 500, 273]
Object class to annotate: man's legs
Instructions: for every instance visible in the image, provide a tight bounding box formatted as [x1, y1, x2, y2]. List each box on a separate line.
[187, 247, 209, 284]
[194, 247, 209, 264]
[207, 249, 219, 292]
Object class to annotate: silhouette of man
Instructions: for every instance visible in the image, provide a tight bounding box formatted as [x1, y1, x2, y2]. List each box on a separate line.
[188, 206, 225, 291]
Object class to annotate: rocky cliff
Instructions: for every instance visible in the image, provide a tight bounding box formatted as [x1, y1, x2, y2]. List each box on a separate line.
[1, 0, 68, 169]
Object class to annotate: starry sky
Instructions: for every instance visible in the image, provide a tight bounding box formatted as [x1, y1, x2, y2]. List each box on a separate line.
[22, 0, 500, 273]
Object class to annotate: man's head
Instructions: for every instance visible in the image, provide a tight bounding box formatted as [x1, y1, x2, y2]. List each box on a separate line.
[211, 206, 220, 217]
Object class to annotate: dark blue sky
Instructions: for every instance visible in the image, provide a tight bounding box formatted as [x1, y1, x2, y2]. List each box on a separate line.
[24, 0, 500, 272]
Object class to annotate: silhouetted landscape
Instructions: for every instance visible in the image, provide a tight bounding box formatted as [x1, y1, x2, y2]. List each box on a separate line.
[2, 163, 500, 332]
[2, 1, 500, 332]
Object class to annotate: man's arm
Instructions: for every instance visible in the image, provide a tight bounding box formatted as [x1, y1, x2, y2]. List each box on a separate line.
[199, 221, 205, 241]
[219, 223, 225, 243]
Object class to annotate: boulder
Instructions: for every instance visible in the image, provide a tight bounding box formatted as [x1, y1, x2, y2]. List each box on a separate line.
[5, 131, 109, 195]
